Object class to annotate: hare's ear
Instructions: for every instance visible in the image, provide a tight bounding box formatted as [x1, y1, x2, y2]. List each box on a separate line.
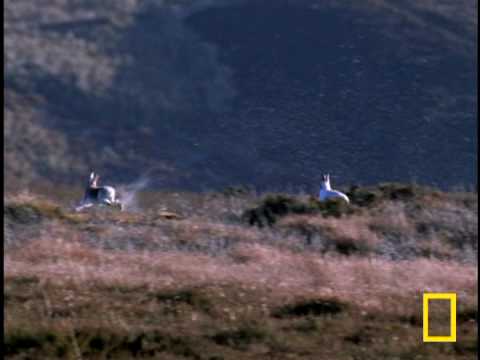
[89, 172, 95, 181]
[326, 174, 330, 181]
[94, 174, 100, 183]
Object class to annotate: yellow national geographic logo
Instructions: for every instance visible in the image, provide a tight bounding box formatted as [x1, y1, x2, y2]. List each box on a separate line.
[423, 293, 456, 342]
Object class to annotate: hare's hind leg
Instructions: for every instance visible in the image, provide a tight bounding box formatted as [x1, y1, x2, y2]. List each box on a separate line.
[106, 198, 123, 211]
[75, 202, 93, 212]
[115, 200, 124, 211]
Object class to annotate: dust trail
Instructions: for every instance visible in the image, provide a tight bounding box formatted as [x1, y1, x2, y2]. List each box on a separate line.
[117, 176, 151, 212]
[117, 165, 176, 211]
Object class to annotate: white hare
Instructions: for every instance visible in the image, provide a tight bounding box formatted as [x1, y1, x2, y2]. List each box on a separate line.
[319, 174, 350, 203]
[75, 172, 123, 211]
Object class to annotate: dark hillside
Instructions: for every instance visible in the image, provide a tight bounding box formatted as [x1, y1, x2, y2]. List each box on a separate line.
[186, 0, 477, 189]
[4, 0, 477, 191]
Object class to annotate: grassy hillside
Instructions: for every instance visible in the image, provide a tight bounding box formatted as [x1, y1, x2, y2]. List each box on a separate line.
[4, 183, 477, 359]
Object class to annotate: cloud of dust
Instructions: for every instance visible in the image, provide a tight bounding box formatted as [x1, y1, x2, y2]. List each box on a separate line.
[117, 176, 151, 212]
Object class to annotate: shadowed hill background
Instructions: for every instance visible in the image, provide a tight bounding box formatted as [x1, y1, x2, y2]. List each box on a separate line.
[4, 0, 477, 192]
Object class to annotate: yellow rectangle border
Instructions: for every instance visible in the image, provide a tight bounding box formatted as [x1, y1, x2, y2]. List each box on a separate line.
[423, 292, 456, 342]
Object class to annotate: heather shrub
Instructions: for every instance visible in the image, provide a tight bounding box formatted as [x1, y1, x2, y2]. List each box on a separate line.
[346, 183, 420, 207]
[278, 215, 380, 255]
[272, 298, 346, 318]
[242, 194, 352, 227]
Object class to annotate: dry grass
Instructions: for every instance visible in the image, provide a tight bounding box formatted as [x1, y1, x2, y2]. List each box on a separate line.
[278, 215, 381, 254]
[4, 185, 478, 359]
[7, 238, 476, 301]
[5, 240, 478, 359]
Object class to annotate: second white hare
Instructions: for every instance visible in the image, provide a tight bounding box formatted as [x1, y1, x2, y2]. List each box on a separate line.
[319, 174, 350, 203]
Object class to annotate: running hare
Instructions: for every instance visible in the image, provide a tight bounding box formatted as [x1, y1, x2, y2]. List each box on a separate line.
[319, 174, 350, 203]
[75, 172, 123, 211]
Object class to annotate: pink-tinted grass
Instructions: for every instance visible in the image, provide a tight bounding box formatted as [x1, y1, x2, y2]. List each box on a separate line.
[5, 189, 478, 359]
[5, 237, 477, 312]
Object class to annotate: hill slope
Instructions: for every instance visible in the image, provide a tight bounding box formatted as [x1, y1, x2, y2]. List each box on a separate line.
[4, 0, 477, 191]
[4, 184, 478, 358]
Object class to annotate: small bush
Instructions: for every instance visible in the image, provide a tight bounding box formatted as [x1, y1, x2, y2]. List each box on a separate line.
[457, 307, 477, 323]
[347, 183, 417, 207]
[291, 318, 319, 333]
[151, 288, 212, 313]
[272, 298, 346, 318]
[4, 200, 85, 225]
[222, 185, 252, 197]
[242, 194, 352, 227]
[4, 203, 44, 224]
[5, 331, 46, 355]
[6, 334, 42, 354]
[211, 326, 268, 349]
[378, 183, 416, 200]
[343, 330, 373, 345]
[278, 215, 380, 254]
[78, 330, 200, 358]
